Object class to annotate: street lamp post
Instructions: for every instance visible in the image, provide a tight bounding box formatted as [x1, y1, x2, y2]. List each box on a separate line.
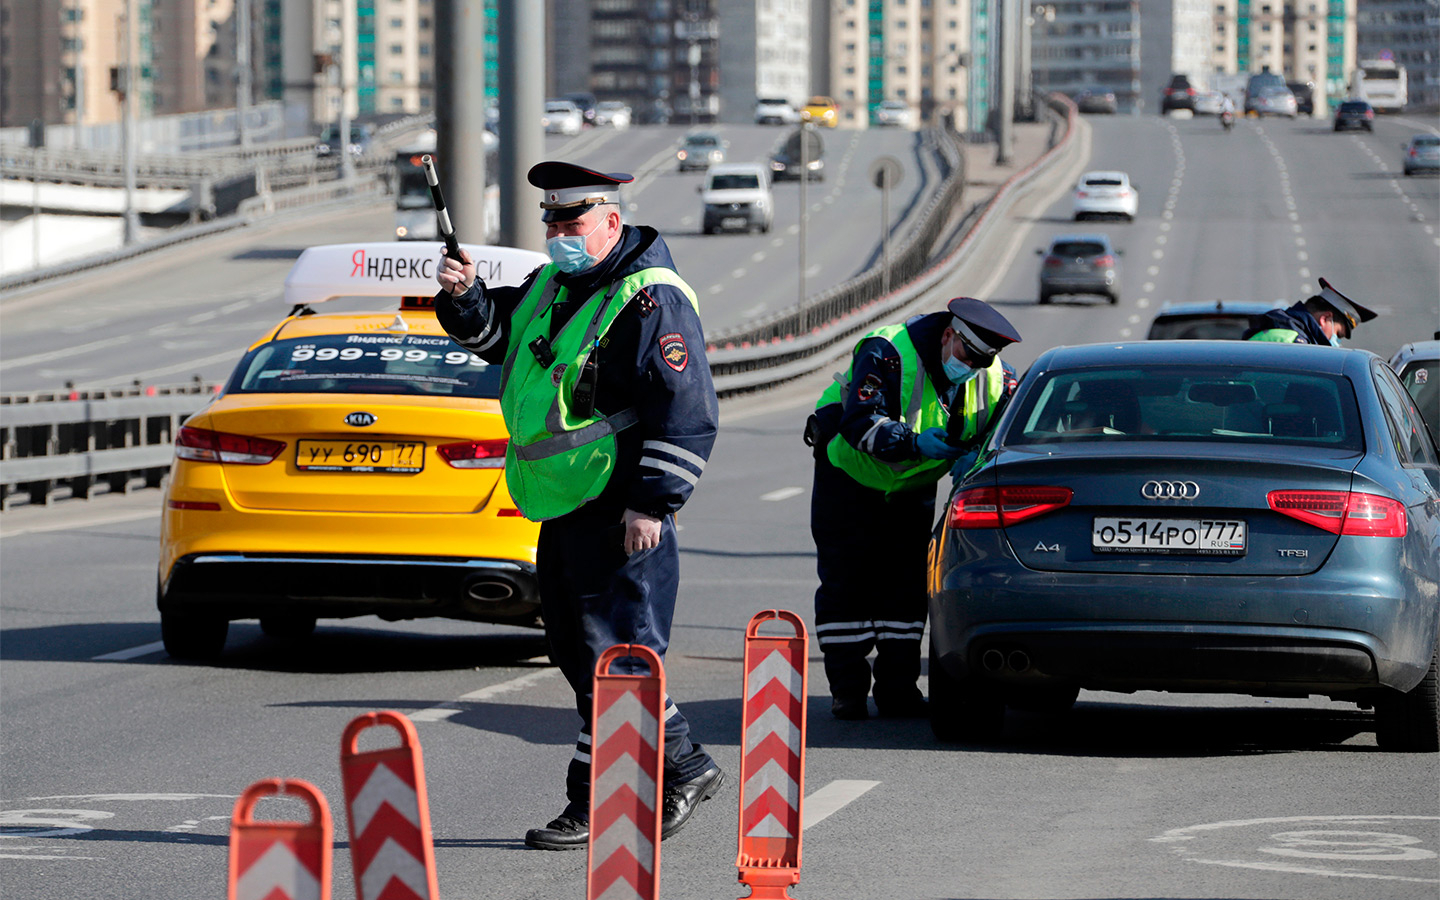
[1032, 4, 1056, 96]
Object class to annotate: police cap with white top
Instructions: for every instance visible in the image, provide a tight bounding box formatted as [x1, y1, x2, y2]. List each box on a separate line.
[528, 161, 633, 223]
[1312, 276, 1377, 336]
[945, 296, 1021, 362]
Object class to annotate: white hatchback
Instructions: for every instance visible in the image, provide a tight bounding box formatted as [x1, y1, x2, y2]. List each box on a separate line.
[541, 100, 583, 136]
[1073, 170, 1138, 222]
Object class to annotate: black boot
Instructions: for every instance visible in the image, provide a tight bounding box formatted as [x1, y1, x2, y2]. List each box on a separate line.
[830, 695, 871, 720]
[660, 765, 725, 839]
[525, 808, 589, 851]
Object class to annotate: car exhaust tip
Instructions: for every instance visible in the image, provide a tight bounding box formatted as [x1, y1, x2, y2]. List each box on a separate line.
[982, 649, 1006, 673]
[465, 579, 516, 604]
[1008, 650, 1031, 673]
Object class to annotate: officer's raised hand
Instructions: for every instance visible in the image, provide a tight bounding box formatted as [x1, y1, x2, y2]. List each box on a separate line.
[437, 249, 476, 295]
[916, 426, 963, 460]
[622, 508, 661, 555]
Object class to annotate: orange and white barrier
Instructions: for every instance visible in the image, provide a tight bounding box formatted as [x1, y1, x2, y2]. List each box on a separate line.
[588, 644, 665, 900]
[339, 711, 440, 900]
[227, 778, 333, 900]
[735, 610, 809, 900]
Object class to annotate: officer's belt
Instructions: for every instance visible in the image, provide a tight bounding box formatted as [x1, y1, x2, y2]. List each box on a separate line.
[510, 407, 639, 461]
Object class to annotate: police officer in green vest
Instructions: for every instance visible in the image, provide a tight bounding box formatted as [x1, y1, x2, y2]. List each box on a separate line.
[806, 297, 1021, 719]
[435, 162, 723, 850]
[1243, 277, 1378, 344]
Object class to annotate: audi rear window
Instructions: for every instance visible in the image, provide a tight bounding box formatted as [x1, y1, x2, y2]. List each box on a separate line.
[228, 334, 501, 398]
[1050, 241, 1107, 257]
[1006, 366, 1363, 450]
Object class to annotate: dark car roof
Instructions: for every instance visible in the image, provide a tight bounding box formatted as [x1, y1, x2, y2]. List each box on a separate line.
[1031, 340, 1361, 374]
[1152, 300, 1280, 318]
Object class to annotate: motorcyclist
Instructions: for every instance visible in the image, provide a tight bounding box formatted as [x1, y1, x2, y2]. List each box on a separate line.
[1220, 94, 1235, 128]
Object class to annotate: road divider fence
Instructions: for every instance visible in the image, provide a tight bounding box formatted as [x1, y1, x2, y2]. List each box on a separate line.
[227, 778, 333, 900]
[340, 711, 441, 900]
[736, 610, 809, 899]
[588, 644, 666, 900]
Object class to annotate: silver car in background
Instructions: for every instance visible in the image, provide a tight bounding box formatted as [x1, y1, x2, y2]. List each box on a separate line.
[542, 99, 583, 135]
[1403, 134, 1440, 176]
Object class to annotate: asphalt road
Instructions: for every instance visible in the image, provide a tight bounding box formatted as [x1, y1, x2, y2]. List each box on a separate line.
[2, 112, 1438, 899]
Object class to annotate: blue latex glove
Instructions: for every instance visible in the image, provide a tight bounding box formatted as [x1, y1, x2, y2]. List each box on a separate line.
[916, 426, 963, 460]
[950, 449, 980, 478]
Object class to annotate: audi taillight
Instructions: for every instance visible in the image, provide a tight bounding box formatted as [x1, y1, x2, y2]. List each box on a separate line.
[1044, 256, 1063, 267]
[174, 426, 285, 465]
[948, 485, 1073, 529]
[438, 439, 508, 469]
[1094, 254, 1116, 267]
[1267, 490, 1407, 537]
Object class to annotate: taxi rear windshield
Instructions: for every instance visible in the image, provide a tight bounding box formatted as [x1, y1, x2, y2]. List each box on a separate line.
[1006, 366, 1363, 450]
[228, 334, 500, 398]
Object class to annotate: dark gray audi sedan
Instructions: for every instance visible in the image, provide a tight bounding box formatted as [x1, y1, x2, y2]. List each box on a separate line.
[927, 341, 1440, 751]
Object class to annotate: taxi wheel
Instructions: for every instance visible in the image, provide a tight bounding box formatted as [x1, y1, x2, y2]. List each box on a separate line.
[161, 609, 228, 660]
[260, 614, 318, 640]
[928, 635, 1005, 743]
[1374, 636, 1439, 752]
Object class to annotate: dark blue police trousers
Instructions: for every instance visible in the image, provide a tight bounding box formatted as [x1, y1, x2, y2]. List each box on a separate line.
[537, 502, 715, 813]
[811, 449, 934, 704]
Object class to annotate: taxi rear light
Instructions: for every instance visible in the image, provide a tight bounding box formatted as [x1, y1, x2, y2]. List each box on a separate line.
[1267, 490, 1407, 537]
[949, 485, 1073, 529]
[438, 439, 508, 468]
[174, 426, 285, 465]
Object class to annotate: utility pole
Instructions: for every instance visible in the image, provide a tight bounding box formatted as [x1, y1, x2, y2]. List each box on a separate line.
[236, 0, 252, 146]
[498, 0, 544, 251]
[994, 0, 1016, 165]
[336, 56, 354, 181]
[436, 0, 486, 239]
[121, 0, 140, 244]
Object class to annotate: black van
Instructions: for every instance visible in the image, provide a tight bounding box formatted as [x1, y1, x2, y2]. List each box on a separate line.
[1286, 81, 1315, 115]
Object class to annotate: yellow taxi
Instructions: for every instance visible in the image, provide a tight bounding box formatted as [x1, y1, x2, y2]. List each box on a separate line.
[801, 95, 840, 127]
[158, 242, 548, 659]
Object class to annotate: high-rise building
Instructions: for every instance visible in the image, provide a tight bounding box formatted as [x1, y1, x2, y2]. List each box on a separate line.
[1032, 0, 1142, 111]
[716, 0, 809, 123]
[1356, 0, 1438, 107]
[1211, 0, 1355, 104]
[1, 0, 137, 128]
[828, 0, 974, 130]
[1135, 0, 1211, 111]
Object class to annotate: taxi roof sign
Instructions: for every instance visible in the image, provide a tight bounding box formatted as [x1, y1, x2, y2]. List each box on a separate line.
[283, 242, 548, 308]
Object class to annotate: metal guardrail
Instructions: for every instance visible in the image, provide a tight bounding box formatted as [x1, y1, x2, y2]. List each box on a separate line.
[708, 94, 1080, 398]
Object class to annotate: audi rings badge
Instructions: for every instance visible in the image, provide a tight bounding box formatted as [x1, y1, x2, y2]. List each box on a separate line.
[1141, 480, 1200, 500]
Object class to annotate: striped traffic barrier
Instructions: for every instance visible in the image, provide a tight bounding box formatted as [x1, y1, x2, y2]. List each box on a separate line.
[588, 644, 665, 900]
[227, 778, 333, 900]
[340, 711, 440, 900]
[735, 610, 809, 900]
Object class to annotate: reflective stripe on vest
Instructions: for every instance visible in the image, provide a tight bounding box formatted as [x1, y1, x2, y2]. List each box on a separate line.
[815, 324, 1005, 495]
[499, 264, 699, 520]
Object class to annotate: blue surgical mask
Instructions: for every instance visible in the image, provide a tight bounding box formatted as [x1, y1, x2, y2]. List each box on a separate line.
[944, 354, 978, 385]
[1329, 334, 1343, 347]
[546, 218, 604, 274]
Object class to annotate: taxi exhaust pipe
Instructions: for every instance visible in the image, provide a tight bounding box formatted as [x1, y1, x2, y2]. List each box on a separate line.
[1008, 650, 1031, 673]
[464, 578, 517, 604]
[981, 649, 1006, 673]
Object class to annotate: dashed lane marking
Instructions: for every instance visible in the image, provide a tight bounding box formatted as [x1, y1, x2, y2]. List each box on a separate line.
[802, 780, 881, 830]
[408, 668, 563, 722]
[760, 486, 805, 502]
[92, 641, 166, 662]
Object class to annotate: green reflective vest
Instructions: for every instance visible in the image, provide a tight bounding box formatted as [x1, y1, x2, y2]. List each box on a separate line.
[499, 264, 699, 521]
[816, 323, 1006, 495]
[1248, 328, 1302, 342]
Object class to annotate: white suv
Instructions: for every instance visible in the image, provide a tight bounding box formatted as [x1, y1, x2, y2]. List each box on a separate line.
[699, 163, 773, 235]
[754, 97, 798, 125]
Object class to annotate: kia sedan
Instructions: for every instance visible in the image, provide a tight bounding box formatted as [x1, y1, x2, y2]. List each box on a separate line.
[928, 341, 1440, 751]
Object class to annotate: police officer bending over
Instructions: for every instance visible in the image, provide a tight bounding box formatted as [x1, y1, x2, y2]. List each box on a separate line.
[1243, 277, 1378, 344]
[808, 298, 1020, 720]
[435, 161, 723, 850]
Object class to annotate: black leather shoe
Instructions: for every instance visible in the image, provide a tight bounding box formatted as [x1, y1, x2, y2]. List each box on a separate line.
[525, 812, 589, 850]
[660, 765, 725, 840]
[831, 695, 870, 720]
[875, 691, 928, 719]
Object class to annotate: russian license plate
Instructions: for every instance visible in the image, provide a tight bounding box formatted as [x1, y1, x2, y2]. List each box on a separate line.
[1092, 517, 1246, 555]
[296, 440, 424, 473]
[722, 216, 747, 227]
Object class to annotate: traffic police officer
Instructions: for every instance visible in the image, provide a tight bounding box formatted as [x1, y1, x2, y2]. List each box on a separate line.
[806, 298, 1021, 719]
[1244, 277, 1378, 344]
[434, 161, 724, 850]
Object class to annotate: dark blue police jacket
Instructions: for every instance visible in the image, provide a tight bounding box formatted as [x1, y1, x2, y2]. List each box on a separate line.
[435, 225, 718, 519]
[1242, 302, 1329, 344]
[833, 311, 1018, 463]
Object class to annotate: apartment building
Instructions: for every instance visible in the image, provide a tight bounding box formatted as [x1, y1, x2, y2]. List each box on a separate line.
[1, 0, 133, 127]
[1356, 0, 1438, 107]
[828, 0, 974, 130]
[1210, 0, 1356, 104]
[1032, 0, 1142, 111]
[717, 0, 810, 123]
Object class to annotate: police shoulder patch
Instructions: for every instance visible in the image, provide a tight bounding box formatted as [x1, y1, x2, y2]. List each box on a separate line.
[660, 332, 688, 372]
[857, 373, 884, 401]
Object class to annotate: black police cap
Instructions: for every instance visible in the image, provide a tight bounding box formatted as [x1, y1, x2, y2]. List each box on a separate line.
[528, 161, 634, 222]
[946, 296, 1022, 359]
[1313, 277, 1378, 334]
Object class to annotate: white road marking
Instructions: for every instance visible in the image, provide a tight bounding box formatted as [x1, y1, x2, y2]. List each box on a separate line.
[1143, 282, 1155, 292]
[805, 264, 822, 277]
[732, 268, 747, 279]
[741, 302, 768, 318]
[760, 487, 805, 502]
[751, 251, 766, 262]
[408, 668, 563, 722]
[1120, 327, 1133, 337]
[0, 334, 133, 372]
[802, 779, 880, 830]
[708, 284, 724, 294]
[1137, 298, 1150, 308]
[0, 507, 159, 539]
[92, 641, 166, 662]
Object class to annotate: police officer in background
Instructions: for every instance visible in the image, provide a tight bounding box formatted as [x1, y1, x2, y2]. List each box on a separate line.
[435, 162, 724, 850]
[807, 298, 1021, 720]
[1243, 277, 1378, 344]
